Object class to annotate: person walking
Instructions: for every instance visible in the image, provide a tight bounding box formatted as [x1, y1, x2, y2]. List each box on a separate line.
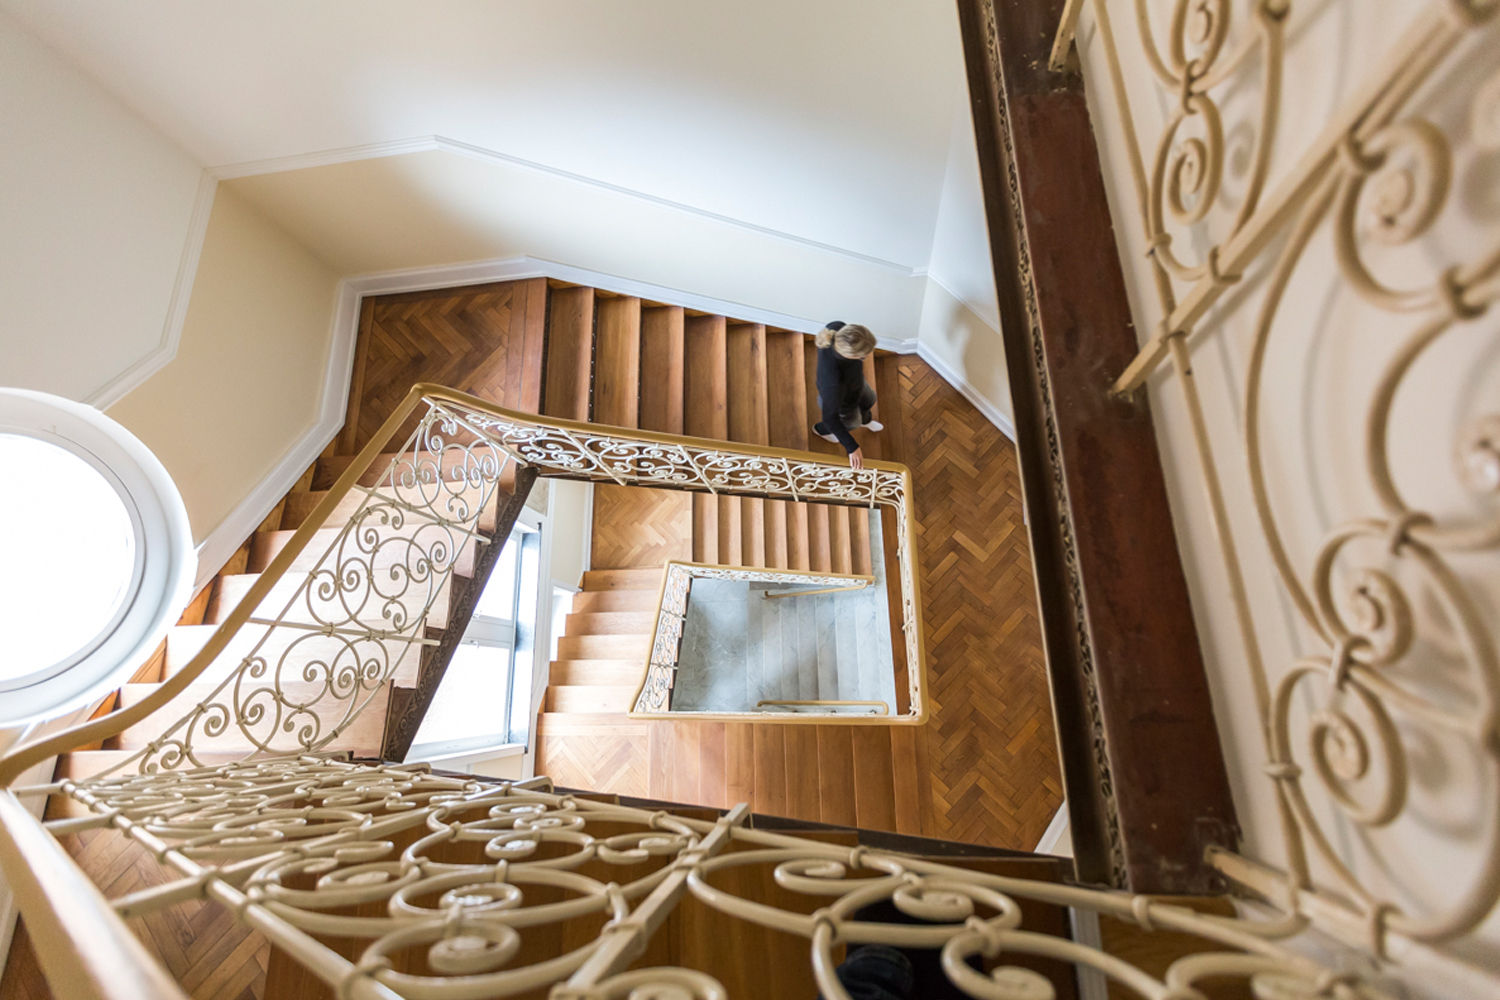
[812, 321, 883, 469]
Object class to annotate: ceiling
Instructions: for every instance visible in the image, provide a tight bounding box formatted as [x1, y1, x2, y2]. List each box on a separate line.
[1, 0, 970, 271]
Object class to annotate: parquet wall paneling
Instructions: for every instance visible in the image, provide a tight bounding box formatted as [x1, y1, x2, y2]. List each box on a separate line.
[339, 278, 547, 452]
[589, 485, 692, 570]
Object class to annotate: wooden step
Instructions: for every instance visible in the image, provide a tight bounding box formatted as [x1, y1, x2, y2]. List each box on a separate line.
[850, 726, 898, 832]
[829, 509, 853, 575]
[571, 589, 658, 613]
[683, 315, 728, 439]
[549, 659, 648, 686]
[556, 633, 651, 660]
[544, 684, 638, 713]
[249, 527, 478, 577]
[850, 509, 872, 576]
[592, 296, 642, 428]
[543, 285, 595, 421]
[639, 306, 686, 434]
[166, 623, 421, 687]
[283, 482, 502, 533]
[206, 571, 451, 631]
[581, 568, 662, 590]
[815, 727, 858, 827]
[564, 610, 657, 636]
[108, 680, 390, 754]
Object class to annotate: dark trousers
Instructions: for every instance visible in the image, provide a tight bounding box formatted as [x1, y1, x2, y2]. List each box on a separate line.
[814, 382, 877, 435]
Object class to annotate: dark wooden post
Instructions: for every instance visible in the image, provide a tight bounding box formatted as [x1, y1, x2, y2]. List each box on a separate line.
[954, 0, 1239, 891]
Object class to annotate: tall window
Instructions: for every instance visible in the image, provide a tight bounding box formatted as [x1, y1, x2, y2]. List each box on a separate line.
[408, 522, 539, 758]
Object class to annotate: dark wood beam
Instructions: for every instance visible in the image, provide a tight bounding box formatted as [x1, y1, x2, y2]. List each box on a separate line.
[381, 467, 539, 761]
[955, 0, 1238, 892]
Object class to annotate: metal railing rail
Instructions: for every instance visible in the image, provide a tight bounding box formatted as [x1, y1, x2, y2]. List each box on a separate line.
[634, 560, 883, 717]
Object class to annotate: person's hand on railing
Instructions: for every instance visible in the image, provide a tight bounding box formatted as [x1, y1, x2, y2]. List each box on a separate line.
[848, 447, 864, 470]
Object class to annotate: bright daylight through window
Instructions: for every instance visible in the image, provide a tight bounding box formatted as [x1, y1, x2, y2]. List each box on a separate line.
[0, 433, 139, 683]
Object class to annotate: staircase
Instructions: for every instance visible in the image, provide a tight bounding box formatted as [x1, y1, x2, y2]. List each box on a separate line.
[50, 448, 527, 809]
[536, 287, 907, 722]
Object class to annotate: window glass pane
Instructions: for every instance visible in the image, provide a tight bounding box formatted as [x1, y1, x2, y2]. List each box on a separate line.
[411, 644, 511, 750]
[473, 528, 521, 620]
[0, 434, 137, 680]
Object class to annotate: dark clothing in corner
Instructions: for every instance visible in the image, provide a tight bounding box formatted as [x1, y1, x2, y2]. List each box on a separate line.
[812, 320, 876, 455]
[820, 901, 984, 1000]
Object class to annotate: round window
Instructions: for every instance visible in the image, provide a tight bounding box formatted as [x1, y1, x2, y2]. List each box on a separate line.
[0, 390, 194, 726]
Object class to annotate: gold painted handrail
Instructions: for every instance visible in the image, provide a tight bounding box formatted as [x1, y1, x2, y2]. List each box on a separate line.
[0, 383, 923, 785]
[755, 699, 891, 715]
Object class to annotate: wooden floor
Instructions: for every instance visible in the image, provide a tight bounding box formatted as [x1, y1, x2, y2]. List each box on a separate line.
[541, 354, 1062, 849]
[324, 277, 1062, 848]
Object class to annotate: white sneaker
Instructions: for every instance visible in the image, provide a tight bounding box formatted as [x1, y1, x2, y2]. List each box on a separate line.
[815, 429, 840, 444]
[864, 420, 884, 433]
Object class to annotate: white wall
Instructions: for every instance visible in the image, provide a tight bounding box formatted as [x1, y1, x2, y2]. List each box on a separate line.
[0, 0, 959, 272]
[106, 187, 341, 552]
[224, 150, 928, 339]
[916, 86, 1012, 433]
[0, 10, 207, 405]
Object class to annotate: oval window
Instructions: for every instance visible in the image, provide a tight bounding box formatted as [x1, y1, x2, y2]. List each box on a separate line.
[0, 390, 194, 726]
[0, 433, 143, 688]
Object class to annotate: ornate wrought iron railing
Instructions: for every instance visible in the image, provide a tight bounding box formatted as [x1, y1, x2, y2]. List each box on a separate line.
[1055, 0, 1500, 992]
[633, 560, 878, 715]
[0, 384, 926, 789]
[2, 755, 1415, 999]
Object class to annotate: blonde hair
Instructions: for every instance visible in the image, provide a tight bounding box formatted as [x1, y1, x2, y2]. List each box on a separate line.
[814, 323, 877, 359]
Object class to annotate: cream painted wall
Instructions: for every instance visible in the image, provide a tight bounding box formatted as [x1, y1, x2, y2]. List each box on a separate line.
[916, 88, 1011, 432]
[547, 479, 592, 591]
[1, 0, 958, 272]
[0, 10, 205, 404]
[107, 187, 340, 545]
[1077, 0, 1500, 984]
[225, 150, 927, 338]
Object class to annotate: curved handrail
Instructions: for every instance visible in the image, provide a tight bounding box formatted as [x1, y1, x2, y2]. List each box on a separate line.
[0, 383, 922, 785]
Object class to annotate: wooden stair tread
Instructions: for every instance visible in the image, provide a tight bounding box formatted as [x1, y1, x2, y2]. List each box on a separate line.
[543, 285, 595, 421]
[282, 483, 502, 532]
[580, 568, 662, 590]
[545, 685, 639, 713]
[564, 610, 657, 634]
[571, 590, 658, 613]
[249, 527, 477, 577]
[549, 660, 649, 686]
[165, 623, 421, 687]
[206, 571, 452, 630]
[109, 680, 389, 754]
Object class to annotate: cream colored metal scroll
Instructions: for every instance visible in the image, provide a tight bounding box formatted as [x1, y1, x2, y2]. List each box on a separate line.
[1056, 0, 1500, 986]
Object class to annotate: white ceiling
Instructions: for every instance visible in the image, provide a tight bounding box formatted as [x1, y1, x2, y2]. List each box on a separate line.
[2, 0, 969, 270]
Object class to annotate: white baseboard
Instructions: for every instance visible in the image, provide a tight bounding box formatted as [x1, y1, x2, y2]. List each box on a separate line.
[1034, 801, 1071, 855]
[915, 343, 1016, 440]
[87, 171, 219, 409]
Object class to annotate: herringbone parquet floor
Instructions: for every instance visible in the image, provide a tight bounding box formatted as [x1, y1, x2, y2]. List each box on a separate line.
[895, 358, 1063, 847]
[0, 829, 268, 1000]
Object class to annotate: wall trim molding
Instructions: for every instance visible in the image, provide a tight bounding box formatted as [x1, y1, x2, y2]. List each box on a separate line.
[915, 343, 1015, 440]
[209, 135, 924, 277]
[88, 171, 219, 409]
